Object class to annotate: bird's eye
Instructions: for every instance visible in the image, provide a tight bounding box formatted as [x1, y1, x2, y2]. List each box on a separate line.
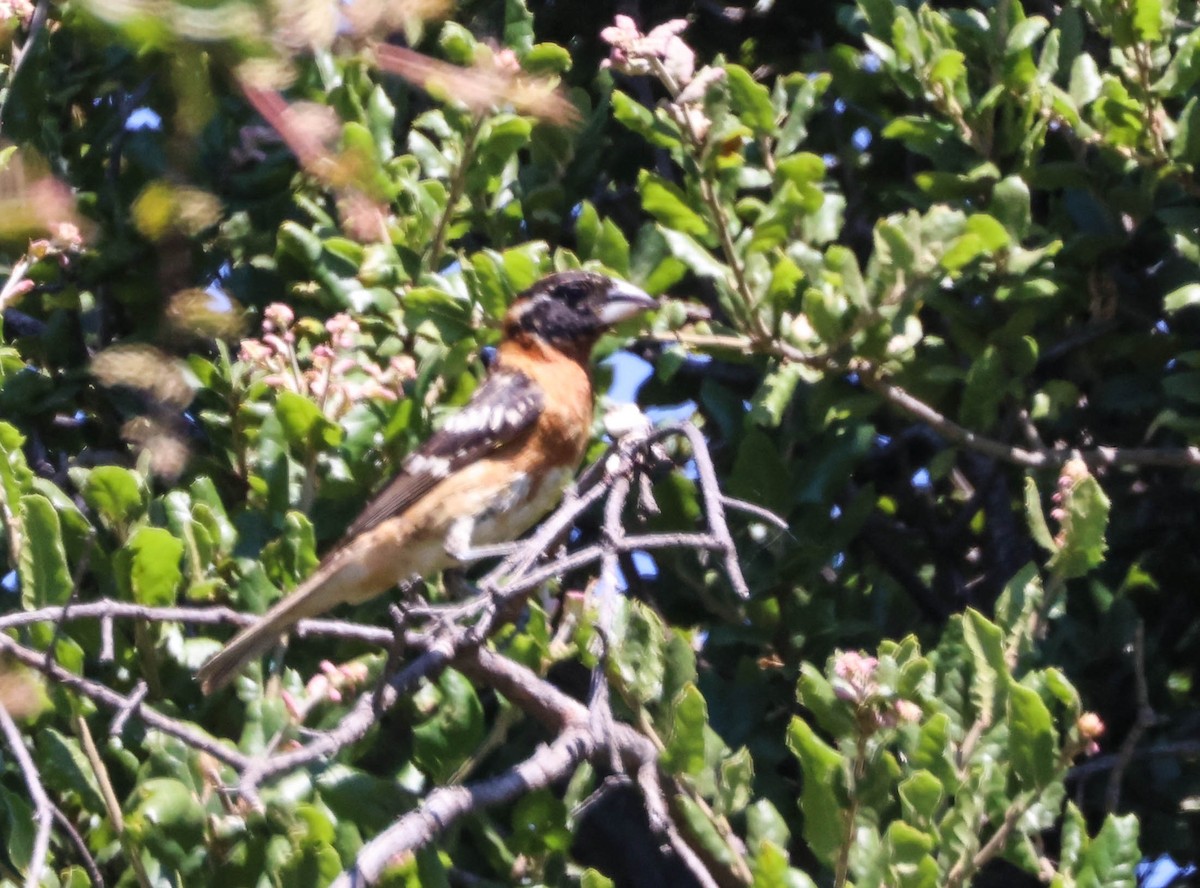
[560, 283, 590, 306]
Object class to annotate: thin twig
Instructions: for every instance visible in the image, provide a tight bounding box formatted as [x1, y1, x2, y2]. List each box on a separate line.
[50, 802, 104, 888]
[1104, 621, 1156, 811]
[0, 702, 53, 888]
[74, 714, 152, 888]
[0, 0, 51, 126]
[424, 114, 485, 268]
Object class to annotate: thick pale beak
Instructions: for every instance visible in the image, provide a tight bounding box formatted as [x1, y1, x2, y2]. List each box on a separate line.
[596, 279, 657, 326]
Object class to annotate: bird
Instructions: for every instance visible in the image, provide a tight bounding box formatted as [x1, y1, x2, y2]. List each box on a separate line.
[197, 271, 656, 693]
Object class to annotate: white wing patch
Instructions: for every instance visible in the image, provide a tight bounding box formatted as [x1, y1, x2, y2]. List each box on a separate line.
[330, 370, 544, 550]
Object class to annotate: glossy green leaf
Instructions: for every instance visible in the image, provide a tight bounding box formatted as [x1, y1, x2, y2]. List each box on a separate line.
[786, 716, 845, 864]
[122, 526, 184, 606]
[1049, 471, 1110, 579]
[81, 465, 145, 532]
[411, 669, 485, 783]
[275, 390, 343, 452]
[725, 64, 776, 134]
[1007, 682, 1058, 790]
[18, 494, 72, 608]
[663, 683, 709, 775]
[639, 170, 710, 237]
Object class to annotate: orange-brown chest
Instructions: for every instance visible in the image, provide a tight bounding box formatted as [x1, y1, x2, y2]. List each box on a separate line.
[495, 334, 594, 472]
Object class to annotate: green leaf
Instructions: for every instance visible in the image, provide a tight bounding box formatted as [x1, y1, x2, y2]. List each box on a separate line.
[940, 232, 986, 271]
[1025, 478, 1057, 553]
[802, 287, 845, 343]
[960, 346, 1006, 431]
[659, 226, 728, 280]
[1006, 17, 1049, 54]
[0, 787, 35, 872]
[18, 494, 72, 608]
[1173, 97, 1200, 164]
[122, 526, 184, 606]
[724, 64, 776, 134]
[275, 390, 343, 452]
[1164, 283, 1200, 313]
[898, 771, 943, 826]
[81, 465, 145, 532]
[716, 747, 754, 816]
[994, 561, 1043, 638]
[1130, 0, 1162, 41]
[663, 684, 709, 775]
[675, 795, 739, 870]
[775, 152, 825, 187]
[962, 609, 1008, 723]
[411, 669, 485, 783]
[1049, 471, 1110, 579]
[582, 870, 616, 888]
[749, 838, 790, 888]
[746, 799, 791, 851]
[638, 171, 710, 238]
[610, 90, 680, 149]
[1154, 29, 1200, 94]
[523, 42, 572, 75]
[748, 363, 803, 427]
[511, 791, 571, 855]
[610, 600, 665, 703]
[1007, 682, 1058, 790]
[1060, 801, 1087, 869]
[1083, 813, 1140, 879]
[1069, 54, 1103, 106]
[503, 0, 535, 54]
[990, 177, 1031, 239]
[729, 427, 791, 515]
[928, 49, 966, 87]
[0, 421, 32, 507]
[35, 728, 105, 812]
[262, 512, 319, 590]
[796, 662, 855, 737]
[476, 115, 532, 176]
[786, 717, 845, 865]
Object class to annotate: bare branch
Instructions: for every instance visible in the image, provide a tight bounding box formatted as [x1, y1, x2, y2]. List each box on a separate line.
[656, 329, 1200, 470]
[0, 600, 393, 646]
[0, 633, 250, 771]
[330, 729, 596, 888]
[0, 701, 53, 888]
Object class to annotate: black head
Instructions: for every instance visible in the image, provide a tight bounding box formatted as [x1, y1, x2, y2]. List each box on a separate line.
[504, 271, 656, 351]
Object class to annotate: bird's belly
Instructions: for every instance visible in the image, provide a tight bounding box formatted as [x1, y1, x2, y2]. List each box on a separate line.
[467, 464, 575, 547]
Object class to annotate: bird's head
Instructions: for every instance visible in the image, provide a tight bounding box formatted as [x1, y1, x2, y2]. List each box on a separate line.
[503, 271, 657, 356]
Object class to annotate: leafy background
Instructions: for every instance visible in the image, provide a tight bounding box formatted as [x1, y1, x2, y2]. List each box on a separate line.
[1, 0, 1198, 885]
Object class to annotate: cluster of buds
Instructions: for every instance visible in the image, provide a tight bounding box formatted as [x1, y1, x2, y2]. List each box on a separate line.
[1075, 711, 1105, 757]
[600, 15, 726, 140]
[832, 650, 922, 735]
[0, 0, 36, 29]
[1050, 457, 1090, 547]
[281, 659, 373, 723]
[238, 303, 416, 419]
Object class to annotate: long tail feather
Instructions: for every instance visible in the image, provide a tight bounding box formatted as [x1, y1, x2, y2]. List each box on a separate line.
[197, 561, 355, 694]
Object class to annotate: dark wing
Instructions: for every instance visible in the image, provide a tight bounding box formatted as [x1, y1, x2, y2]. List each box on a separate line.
[332, 369, 544, 548]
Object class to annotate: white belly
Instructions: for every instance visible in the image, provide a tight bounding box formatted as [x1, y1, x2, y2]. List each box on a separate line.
[466, 465, 575, 547]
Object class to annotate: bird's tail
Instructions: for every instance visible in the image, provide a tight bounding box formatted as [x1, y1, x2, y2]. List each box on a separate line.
[196, 560, 356, 694]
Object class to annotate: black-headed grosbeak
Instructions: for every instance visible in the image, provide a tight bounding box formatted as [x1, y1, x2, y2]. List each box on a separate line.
[197, 271, 656, 693]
